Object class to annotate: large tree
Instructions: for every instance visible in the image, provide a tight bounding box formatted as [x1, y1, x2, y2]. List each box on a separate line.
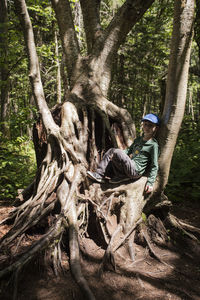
[0, 0, 196, 299]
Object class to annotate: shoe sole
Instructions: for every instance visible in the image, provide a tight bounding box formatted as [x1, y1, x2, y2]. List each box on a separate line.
[87, 172, 105, 183]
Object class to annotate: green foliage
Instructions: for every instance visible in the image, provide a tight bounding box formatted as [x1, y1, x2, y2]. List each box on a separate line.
[8, 102, 37, 139]
[0, 135, 36, 201]
[166, 116, 200, 202]
[108, 0, 174, 126]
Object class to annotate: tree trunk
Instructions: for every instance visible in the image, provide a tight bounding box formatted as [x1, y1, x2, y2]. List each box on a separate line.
[54, 29, 62, 104]
[0, 0, 10, 138]
[157, 0, 195, 192]
[194, 0, 200, 60]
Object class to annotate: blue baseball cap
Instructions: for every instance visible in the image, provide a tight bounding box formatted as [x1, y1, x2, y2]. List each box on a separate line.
[142, 113, 160, 125]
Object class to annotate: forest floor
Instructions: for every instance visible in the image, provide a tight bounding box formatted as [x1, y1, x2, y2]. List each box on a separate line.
[0, 197, 200, 300]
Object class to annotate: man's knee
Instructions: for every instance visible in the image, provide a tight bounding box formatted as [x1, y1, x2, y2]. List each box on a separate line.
[106, 148, 115, 155]
[112, 149, 125, 161]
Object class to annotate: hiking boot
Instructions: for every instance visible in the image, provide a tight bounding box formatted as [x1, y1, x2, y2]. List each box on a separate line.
[87, 171, 105, 183]
[109, 176, 130, 184]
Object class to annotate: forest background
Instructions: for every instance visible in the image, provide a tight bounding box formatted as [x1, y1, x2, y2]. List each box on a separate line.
[0, 0, 199, 203]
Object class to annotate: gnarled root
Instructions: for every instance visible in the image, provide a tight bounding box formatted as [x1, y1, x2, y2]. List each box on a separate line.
[86, 177, 148, 273]
[0, 217, 64, 279]
[167, 213, 200, 242]
[69, 225, 95, 300]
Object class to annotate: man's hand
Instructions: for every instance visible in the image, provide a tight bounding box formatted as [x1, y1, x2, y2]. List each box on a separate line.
[145, 184, 153, 193]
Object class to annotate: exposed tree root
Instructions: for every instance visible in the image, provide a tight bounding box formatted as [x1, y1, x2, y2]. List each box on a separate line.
[0, 217, 64, 279]
[139, 221, 173, 268]
[113, 218, 143, 253]
[167, 213, 200, 242]
[100, 224, 122, 273]
[1, 100, 199, 300]
[69, 225, 95, 300]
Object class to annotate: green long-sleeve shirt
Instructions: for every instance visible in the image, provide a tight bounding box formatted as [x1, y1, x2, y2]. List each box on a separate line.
[125, 136, 159, 186]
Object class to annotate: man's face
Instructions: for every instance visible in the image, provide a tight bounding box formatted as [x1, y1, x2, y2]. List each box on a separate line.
[142, 120, 157, 135]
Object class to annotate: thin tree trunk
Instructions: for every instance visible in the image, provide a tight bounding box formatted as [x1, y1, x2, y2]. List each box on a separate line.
[157, 0, 195, 191]
[194, 0, 200, 60]
[0, 0, 10, 138]
[55, 30, 62, 104]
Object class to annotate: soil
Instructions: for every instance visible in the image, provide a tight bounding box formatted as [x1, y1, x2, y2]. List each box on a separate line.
[0, 198, 200, 300]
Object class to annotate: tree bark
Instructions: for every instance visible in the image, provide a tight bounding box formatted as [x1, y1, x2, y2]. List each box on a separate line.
[0, 0, 10, 138]
[54, 29, 62, 104]
[157, 0, 195, 192]
[51, 0, 80, 86]
[194, 0, 200, 59]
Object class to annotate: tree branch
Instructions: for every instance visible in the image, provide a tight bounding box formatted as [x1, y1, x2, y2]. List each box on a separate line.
[80, 0, 101, 53]
[51, 0, 80, 85]
[102, 0, 155, 53]
[13, 0, 58, 135]
[90, 0, 155, 94]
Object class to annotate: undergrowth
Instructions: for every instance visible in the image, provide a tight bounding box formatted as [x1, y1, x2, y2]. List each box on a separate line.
[0, 134, 36, 201]
[166, 116, 200, 202]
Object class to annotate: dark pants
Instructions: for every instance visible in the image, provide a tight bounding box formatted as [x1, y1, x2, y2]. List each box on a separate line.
[96, 148, 139, 179]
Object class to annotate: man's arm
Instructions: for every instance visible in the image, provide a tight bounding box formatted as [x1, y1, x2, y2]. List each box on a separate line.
[145, 143, 159, 193]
